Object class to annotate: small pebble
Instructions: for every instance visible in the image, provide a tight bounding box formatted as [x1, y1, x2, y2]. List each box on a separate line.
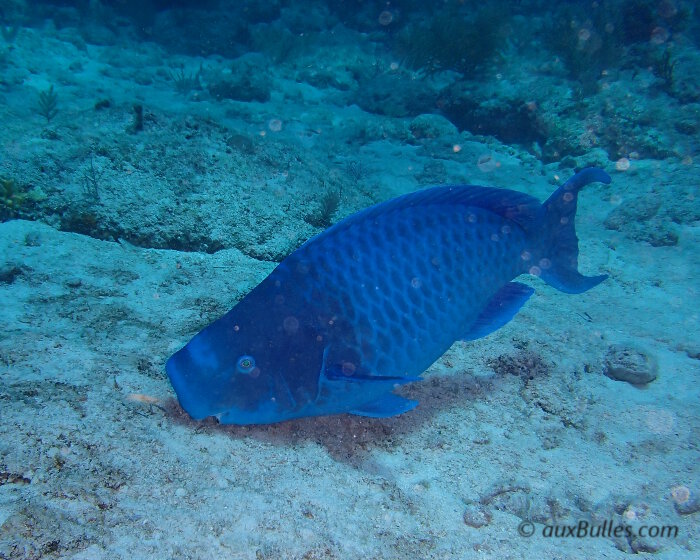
[463, 504, 492, 528]
[674, 489, 700, 515]
[629, 535, 662, 554]
[680, 344, 700, 360]
[604, 344, 658, 386]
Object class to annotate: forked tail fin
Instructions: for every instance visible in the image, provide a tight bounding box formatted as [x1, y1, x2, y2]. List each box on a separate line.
[536, 167, 611, 294]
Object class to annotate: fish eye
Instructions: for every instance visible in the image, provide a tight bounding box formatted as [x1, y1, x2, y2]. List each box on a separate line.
[236, 355, 256, 375]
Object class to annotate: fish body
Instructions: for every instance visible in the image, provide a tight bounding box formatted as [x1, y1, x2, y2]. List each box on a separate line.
[167, 168, 610, 424]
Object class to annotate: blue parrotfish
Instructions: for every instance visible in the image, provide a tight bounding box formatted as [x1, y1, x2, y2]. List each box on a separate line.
[166, 167, 610, 424]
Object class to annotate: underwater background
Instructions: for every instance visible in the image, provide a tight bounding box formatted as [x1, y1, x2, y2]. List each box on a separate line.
[0, 0, 699, 558]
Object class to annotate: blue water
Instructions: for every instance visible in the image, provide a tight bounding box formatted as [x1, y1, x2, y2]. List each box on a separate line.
[0, 1, 698, 558]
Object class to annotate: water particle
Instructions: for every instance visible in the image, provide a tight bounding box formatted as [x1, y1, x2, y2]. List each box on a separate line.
[623, 506, 639, 521]
[411, 277, 422, 289]
[650, 26, 669, 45]
[529, 266, 541, 276]
[268, 119, 283, 132]
[283, 315, 299, 334]
[616, 158, 631, 171]
[378, 11, 393, 26]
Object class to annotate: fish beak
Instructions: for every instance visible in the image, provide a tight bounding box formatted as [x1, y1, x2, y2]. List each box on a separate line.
[166, 351, 215, 420]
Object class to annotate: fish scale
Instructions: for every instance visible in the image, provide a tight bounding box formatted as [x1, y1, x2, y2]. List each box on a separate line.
[298, 205, 525, 378]
[166, 168, 611, 424]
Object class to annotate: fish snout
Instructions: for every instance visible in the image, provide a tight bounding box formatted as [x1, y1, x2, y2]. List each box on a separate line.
[166, 349, 219, 420]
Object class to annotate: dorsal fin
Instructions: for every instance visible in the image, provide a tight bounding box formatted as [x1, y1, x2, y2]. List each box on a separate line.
[299, 184, 543, 251]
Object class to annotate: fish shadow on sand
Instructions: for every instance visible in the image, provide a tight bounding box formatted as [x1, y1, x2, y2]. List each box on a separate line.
[163, 370, 500, 466]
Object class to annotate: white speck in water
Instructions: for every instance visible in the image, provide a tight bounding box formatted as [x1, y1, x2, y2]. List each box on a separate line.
[616, 157, 631, 171]
[283, 315, 299, 334]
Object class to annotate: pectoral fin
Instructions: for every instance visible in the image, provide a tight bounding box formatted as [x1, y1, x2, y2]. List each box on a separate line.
[318, 344, 420, 418]
[462, 281, 534, 341]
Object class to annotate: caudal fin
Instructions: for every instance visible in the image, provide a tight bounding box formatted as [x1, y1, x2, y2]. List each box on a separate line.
[536, 167, 610, 294]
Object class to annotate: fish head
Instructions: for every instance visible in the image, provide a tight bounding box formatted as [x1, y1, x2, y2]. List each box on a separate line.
[166, 289, 323, 425]
[166, 305, 303, 424]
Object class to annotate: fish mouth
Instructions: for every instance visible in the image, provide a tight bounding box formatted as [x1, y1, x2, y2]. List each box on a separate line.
[167, 353, 288, 425]
[166, 351, 217, 420]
